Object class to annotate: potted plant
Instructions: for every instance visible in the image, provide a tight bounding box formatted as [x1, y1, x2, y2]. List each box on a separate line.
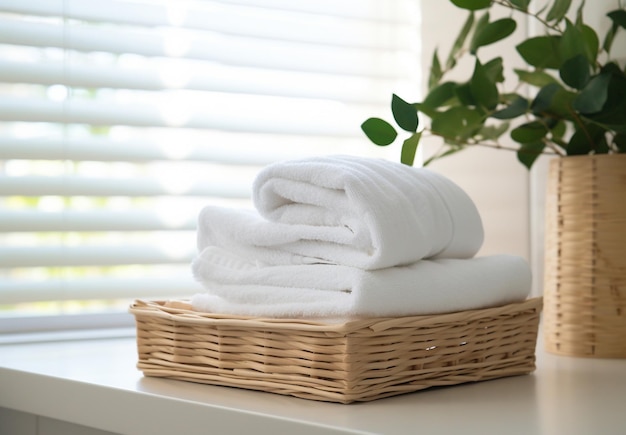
[362, 0, 626, 358]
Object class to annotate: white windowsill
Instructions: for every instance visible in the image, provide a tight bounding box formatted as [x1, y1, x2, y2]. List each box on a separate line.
[1, 328, 626, 435]
[0, 327, 135, 345]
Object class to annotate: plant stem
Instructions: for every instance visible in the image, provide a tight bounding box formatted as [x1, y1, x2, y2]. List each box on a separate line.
[493, 0, 564, 33]
[568, 106, 597, 151]
[422, 130, 559, 155]
[546, 137, 568, 156]
[543, 138, 567, 156]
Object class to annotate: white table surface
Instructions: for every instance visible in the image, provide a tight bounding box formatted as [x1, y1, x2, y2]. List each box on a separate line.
[1, 329, 625, 435]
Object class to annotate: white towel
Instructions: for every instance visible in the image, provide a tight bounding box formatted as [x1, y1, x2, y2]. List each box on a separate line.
[197, 155, 484, 270]
[191, 246, 531, 318]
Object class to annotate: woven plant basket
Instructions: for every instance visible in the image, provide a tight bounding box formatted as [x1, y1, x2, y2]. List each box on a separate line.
[130, 297, 542, 403]
[543, 154, 626, 358]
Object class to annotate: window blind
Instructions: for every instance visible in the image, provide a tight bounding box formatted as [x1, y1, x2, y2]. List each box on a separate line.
[0, 0, 420, 333]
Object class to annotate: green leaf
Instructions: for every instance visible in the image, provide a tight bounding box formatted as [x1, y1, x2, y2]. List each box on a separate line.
[560, 20, 586, 62]
[596, 137, 610, 153]
[530, 83, 561, 115]
[581, 25, 599, 64]
[608, 9, 626, 29]
[599, 122, 626, 134]
[599, 62, 622, 78]
[483, 57, 505, 83]
[478, 122, 510, 140]
[401, 132, 422, 166]
[546, 0, 572, 22]
[469, 12, 491, 54]
[428, 49, 443, 90]
[603, 22, 619, 54]
[582, 64, 626, 128]
[551, 120, 567, 140]
[509, 0, 531, 11]
[550, 88, 577, 118]
[454, 83, 476, 106]
[413, 103, 437, 119]
[470, 59, 499, 110]
[572, 73, 611, 114]
[361, 118, 397, 146]
[514, 69, 558, 87]
[517, 140, 545, 169]
[500, 92, 521, 104]
[450, 0, 491, 10]
[511, 121, 549, 143]
[392, 94, 419, 132]
[604, 10, 626, 55]
[431, 106, 484, 143]
[491, 96, 529, 119]
[566, 123, 608, 155]
[446, 11, 475, 70]
[559, 54, 590, 90]
[529, 83, 577, 120]
[566, 129, 592, 155]
[470, 18, 517, 54]
[516, 36, 562, 69]
[422, 82, 457, 110]
[574, 0, 585, 26]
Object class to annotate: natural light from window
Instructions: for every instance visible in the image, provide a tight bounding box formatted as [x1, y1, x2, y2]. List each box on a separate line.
[0, 0, 421, 333]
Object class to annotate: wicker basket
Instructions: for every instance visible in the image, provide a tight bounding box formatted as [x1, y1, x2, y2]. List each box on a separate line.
[543, 154, 626, 358]
[130, 297, 542, 403]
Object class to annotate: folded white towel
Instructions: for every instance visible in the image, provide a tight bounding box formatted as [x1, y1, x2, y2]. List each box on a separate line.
[191, 247, 531, 318]
[197, 155, 484, 270]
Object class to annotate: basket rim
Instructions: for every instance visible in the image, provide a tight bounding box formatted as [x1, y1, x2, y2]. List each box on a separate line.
[129, 297, 542, 333]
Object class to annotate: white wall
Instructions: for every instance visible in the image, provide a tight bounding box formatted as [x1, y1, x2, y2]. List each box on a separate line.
[419, 0, 623, 297]
[419, 1, 531, 284]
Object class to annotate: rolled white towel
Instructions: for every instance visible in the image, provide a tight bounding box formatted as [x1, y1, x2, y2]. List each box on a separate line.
[191, 246, 531, 318]
[197, 155, 484, 270]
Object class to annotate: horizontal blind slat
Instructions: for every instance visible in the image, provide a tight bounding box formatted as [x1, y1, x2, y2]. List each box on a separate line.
[0, 176, 251, 198]
[0, 211, 197, 232]
[0, 0, 414, 48]
[0, 245, 195, 267]
[0, 59, 397, 104]
[0, 18, 411, 77]
[0, 276, 198, 304]
[0, 136, 348, 163]
[0, 97, 363, 136]
[0, 313, 134, 334]
[222, 0, 414, 21]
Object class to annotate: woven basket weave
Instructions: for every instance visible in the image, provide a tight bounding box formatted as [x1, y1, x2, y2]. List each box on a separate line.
[543, 154, 626, 358]
[130, 297, 542, 403]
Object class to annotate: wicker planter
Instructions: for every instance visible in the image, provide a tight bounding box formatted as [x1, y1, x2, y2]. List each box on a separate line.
[543, 154, 626, 358]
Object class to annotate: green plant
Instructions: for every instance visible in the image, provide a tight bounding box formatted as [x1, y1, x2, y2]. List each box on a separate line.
[361, 0, 626, 168]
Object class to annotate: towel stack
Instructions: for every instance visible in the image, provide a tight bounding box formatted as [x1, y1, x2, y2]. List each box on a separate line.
[191, 155, 531, 319]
